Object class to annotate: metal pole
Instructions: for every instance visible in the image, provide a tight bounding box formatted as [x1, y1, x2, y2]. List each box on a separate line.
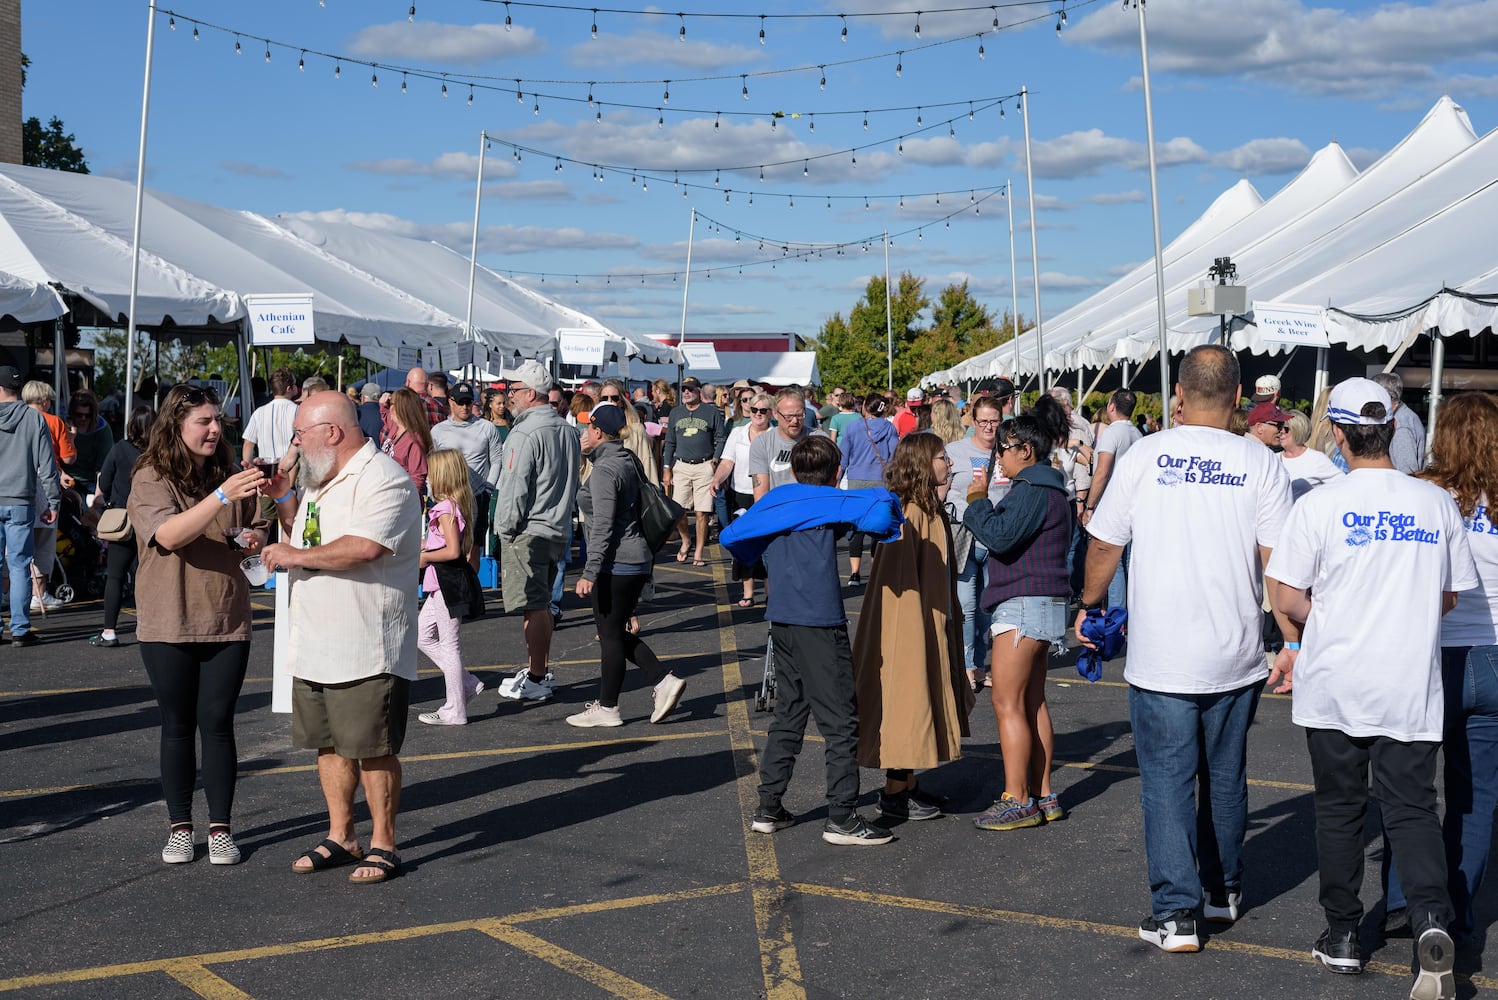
[1426, 333, 1445, 456]
[464, 131, 487, 379]
[124, 0, 159, 419]
[235, 322, 253, 424]
[1122, 361, 1132, 388]
[677, 207, 695, 383]
[1021, 87, 1045, 393]
[1313, 347, 1329, 410]
[1008, 180, 1021, 415]
[1137, 1, 1172, 428]
[884, 230, 893, 391]
[53, 318, 65, 408]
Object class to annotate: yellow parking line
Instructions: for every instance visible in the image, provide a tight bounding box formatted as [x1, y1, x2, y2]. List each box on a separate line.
[714, 561, 805, 1000]
[163, 964, 256, 1000]
[0, 885, 744, 993]
[477, 924, 671, 999]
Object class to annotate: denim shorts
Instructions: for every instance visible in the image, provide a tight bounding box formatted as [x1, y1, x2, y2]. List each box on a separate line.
[989, 594, 1068, 646]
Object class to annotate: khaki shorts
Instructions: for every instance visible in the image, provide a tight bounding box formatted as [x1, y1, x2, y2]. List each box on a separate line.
[671, 460, 715, 512]
[292, 673, 410, 759]
[501, 532, 567, 613]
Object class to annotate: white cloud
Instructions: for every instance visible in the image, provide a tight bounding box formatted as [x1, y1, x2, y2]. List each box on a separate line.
[345, 22, 543, 64]
[345, 152, 518, 181]
[280, 209, 639, 255]
[221, 161, 287, 179]
[1086, 190, 1146, 205]
[1067, 0, 1498, 99]
[485, 180, 574, 201]
[1021, 129, 1209, 178]
[1211, 137, 1312, 174]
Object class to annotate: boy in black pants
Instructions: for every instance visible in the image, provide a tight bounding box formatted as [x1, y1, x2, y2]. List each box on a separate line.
[748, 436, 891, 846]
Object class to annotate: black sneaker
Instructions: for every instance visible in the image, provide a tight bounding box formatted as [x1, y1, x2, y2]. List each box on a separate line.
[1312, 927, 1363, 974]
[11, 631, 39, 647]
[1203, 887, 1242, 924]
[1381, 904, 1411, 937]
[1412, 924, 1456, 1000]
[847, 572, 862, 587]
[1138, 911, 1200, 953]
[876, 790, 942, 821]
[822, 814, 893, 846]
[750, 805, 794, 834]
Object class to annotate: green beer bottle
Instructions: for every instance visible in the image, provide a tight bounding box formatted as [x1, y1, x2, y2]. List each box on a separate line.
[302, 501, 321, 548]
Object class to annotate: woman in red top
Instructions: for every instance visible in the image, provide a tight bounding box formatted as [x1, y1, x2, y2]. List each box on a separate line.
[383, 388, 431, 495]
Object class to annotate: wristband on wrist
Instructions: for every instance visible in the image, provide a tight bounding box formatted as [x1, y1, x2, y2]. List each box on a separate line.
[1082, 601, 1104, 613]
[274, 490, 296, 504]
[214, 487, 231, 506]
[1284, 642, 1301, 650]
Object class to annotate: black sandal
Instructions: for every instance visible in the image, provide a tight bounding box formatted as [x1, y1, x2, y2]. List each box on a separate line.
[291, 838, 363, 874]
[349, 847, 401, 884]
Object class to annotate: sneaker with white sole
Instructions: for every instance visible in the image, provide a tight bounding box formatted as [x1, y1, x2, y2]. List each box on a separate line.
[566, 701, 623, 728]
[1411, 925, 1456, 1000]
[1312, 927, 1363, 974]
[751, 804, 795, 834]
[1204, 887, 1242, 924]
[1139, 911, 1201, 953]
[465, 679, 485, 703]
[822, 814, 894, 846]
[207, 829, 241, 866]
[161, 827, 195, 864]
[418, 711, 464, 726]
[497, 668, 555, 702]
[30, 593, 66, 612]
[651, 674, 686, 724]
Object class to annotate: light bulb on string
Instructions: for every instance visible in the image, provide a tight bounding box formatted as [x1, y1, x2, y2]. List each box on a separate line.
[851, 151, 857, 166]
[759, 15, 766, 44]
[918, 230, 923, 241]
[516, 82, 523, 104]
[587, 86, 594, 106]
[1061, 5, 1069, 25]
[554, 157, 562, 173]
[264, 41, 272, 62]
[840, 15, 847, 42]
[1017, 95, 1023, 112]
[899, 195, 904, 209]
[758, 166, 764, 182]
[595, 109, 602, 123]
[234, 35, 242, 55]
[1056, 14, 1062, 33]
[819, 67, 826, 91]
[663, 82, 670, 104]
[914, 12, 921, 37]
[371, 70, 378, 88]
[504, 2, 512, 31]
[533, 98, 540, 116]
[949, 123, 955, 137]
[334, 61, 340, 79]
[657, 110, 664, 128]
[741, 75, 749, 100]
[969, 102, 975, 120]
[770, 117, 776, 131]
[714, 112, 720, 130]
[916, 107, 922, 125]
[863, 113, 868, 130]
[895, 52, 902, 77]
[808, 115, 814, 133]
[168, 15, 175, 30]
[642, 178, 648, 191]
[440, 79, 447, 97]
[714, 169, 720, 186]
[298, 51, 305, 72]
[1000, 103, 1006, 119]
[978, 38, 985, 60]
[725, 190, 731, 203]
[992, 6, 999, 27]
[897, 141, 903, 155]
[409, 5, 416, 22]
[747, 192, 752, 205]
[591, 10, 598, 38]
[192, 22, 198, 41]
[468, 85, 474, 106]
[803, 160, 808, 176]
[678, 15, 686, 41]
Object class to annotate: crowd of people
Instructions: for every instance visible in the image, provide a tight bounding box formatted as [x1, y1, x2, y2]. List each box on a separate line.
[1, 350, 1492, 1000]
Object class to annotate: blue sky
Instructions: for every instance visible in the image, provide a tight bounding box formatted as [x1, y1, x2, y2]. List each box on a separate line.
[19, 0, 1498, 345]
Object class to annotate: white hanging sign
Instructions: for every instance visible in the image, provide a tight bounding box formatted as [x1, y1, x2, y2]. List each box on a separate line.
[558, 329, 607, 366]
[360, 344, 399, 369]
[617, 355, 631, 379]
[421, 346, 444, 372]
[245, 293, 315, 346]
[681, 342, 721, 371]
[441, 342, 476, 370]
[1254, 301, 1331, 348]
[397, 346, 421, 370]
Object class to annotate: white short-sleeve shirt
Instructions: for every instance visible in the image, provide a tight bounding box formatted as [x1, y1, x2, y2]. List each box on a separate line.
[1443, 494, 1498, 646]
[286, 441, 423, 684]
[1266, 469, 1479, 740]
[1088, 424, 1294, 694]
[242, 397, 298, 462]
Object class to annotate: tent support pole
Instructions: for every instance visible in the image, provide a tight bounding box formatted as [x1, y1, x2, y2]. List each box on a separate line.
[1137, 0, 1171, 428]
[884, 230, 893, 391]
[125, 0, 158, 420]
[235, 323, 253, 426]
[1076, 367, 1084, 408]
[1426, 333, 1445, 455]
[1313, 348, 1329, 409]
[464, 131, 487, 380]
[677, 207, 695, 384]
[1121, 361, 1132, 388]
[1083, 365, 1111, 406]
[1008, 179, 1021, 415]
[53, 318, 66, 408]
[1021, 88, 1045, 393]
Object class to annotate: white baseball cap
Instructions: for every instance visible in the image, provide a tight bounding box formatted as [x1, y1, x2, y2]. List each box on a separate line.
[1324, 377, 1393, 425]
[1251, 374, 1280, 401]
[906, 387, 925, 403]
[500, 360, 553, 394]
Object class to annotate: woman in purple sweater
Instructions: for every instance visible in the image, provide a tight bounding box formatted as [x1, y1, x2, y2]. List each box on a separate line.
[962, 395, 1075, 832]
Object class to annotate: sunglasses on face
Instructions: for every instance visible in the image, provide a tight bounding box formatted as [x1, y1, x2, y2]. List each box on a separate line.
[172, 384, 218, 407]
[600, 394, 623, 403]
[750, 406, 771, 415]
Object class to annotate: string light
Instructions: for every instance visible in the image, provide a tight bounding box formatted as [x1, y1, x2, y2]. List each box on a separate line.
[759, 15, 766, 44]
[192, 22, 198, 40]
[371, 69, 378, 87]
[662, 82, 669, 104]
[234, 34, 241, 55]
[895, 52, 903, 77]
[741, 74, 748, 100]
[264, 40, 271, 62]
[840, 14, 847, 41]
[409, 5, 416, 22]
[333, 61, 340, 79]
[168, 14, 175, 29]
[468, 84, 474, 105]
[914, 11, 922, 36]
[401, 72, 407, 93]
[978, 36, 985, 59]
[591, 9, 598, 37]
[504, 2, 512, 30]
[819, 66, 826, 91]
[678, 14, 685, 40]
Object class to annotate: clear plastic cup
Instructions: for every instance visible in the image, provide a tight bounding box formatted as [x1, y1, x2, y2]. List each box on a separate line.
[240, 556, 270, 586]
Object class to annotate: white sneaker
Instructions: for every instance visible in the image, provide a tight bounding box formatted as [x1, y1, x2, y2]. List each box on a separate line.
[465, 679, 485, 703]
[418, 711, 464, 726]
[651, 674, 687, 724]
[161, 827, 195, 864]
[30, 594, 66, 612]
[207, 829, 241, 866]
[566, 701, 623, 728]
[497, 668, 555, 702]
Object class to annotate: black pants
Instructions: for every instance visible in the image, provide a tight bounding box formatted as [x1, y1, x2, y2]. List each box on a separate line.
[727, 491, 766, 582]
[102, 539, 137, 631]
[592, 572, 666, 707]
[1306, 728, 1453, 934]
[758, 623, 859, 823]
[140, 641, 251, 826]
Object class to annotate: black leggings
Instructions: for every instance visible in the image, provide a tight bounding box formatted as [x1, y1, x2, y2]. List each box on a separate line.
[140, 641, 251, 826]
[591, 573, 667, 707]
[102, 539, 137, 631]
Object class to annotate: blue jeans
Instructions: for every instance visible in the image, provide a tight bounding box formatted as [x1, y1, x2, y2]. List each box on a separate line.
[1106, 543, 1129, 611]
[1129, 680, 1264, 917]
[1, 504, 36, 636]
[956, 544, 992, 676]
[1385, 644, 1498, 942]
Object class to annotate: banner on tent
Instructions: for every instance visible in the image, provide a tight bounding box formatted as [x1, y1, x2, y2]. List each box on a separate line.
[559, 330, 607, 366]
[681, 343, 720, 371]
[398, 347, 421, 370]
[1255, 301, 1330, 348]
[245, 294, 315, 346]
[441, 342, 476, 370]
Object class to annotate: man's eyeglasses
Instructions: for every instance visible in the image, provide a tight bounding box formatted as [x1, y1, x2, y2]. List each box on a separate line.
[749, 406, 771, 415]
[775, 410, 804, 422]
[291, 421, 334, 444]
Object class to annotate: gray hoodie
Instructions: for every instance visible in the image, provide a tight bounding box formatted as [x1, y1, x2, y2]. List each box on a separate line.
[0, 401, 61, 510]
[493, 402, 580, 542]
[578, 440, 652, 581]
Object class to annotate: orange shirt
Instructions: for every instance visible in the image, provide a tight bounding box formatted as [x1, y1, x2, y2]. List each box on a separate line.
[41, 410, 77, 465]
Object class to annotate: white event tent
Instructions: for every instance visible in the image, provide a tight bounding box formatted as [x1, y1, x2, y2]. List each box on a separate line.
[930, 97, 1497, 392]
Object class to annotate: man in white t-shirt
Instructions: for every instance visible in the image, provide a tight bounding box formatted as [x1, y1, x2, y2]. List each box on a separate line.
[1081, 388, 1143, 610]
[240, 367, 299, 465]
[1078, 345, 1294, 954]
[1265, 377, 1476, 994]
[749, 387, 827, 499]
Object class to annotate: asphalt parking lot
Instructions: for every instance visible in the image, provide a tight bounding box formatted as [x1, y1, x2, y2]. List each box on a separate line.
[1, 550, 1494, 999]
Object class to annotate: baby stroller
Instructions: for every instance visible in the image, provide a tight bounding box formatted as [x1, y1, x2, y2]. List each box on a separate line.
[36, 492, 107, 606]
[753, 627, 777, 714]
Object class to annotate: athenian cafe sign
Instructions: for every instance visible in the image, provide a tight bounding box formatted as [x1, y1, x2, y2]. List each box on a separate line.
[246, 293, 316, 346]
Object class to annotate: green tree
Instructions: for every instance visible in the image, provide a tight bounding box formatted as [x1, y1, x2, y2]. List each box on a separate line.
[20, 54, 90, 173]
[812, 271, 930, 392]
[907, 280, 996, 377]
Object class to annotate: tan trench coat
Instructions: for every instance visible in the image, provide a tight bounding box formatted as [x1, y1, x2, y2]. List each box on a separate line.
[852, 501, 975, 770]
